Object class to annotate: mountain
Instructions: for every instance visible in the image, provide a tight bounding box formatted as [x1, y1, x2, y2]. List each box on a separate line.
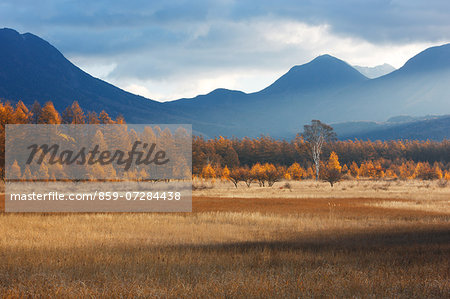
[359, 116, 450, 141]
[333, 115, 450, 141]
[1, 28, 449, 139]
[0, 28, 191, 124]
[336, 44, 450, 123]
[167, 55, 370, 137]
[353, 63, 396, 78]
[260, 55, 368, 94]
[399, 44, 450, 73]
[167, 45, 450, 137]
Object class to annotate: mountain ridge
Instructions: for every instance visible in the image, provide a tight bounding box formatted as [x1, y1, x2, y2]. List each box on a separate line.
[1, 28, 449, 139]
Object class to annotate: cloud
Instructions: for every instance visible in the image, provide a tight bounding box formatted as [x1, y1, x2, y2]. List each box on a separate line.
[123, 83, 153, 99]
[1, 0, 449, 100]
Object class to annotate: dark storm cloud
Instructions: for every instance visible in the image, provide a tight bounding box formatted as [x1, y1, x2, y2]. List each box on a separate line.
[2, 0, 449, 53]
[231, 0, 450, 42]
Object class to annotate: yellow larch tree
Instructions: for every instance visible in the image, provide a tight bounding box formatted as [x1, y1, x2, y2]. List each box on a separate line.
[9, 160, 21, 180]
[201, 164, 216, 182]
[221, 165, 230, 181]
[38, 102, 61, 124]
[287, 162, 305, 181]
[322, 151, 342, 187]
[349, 161, 359, 179]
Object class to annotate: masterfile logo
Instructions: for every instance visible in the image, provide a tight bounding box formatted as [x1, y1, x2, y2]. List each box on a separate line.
[4, 124, 192, 212]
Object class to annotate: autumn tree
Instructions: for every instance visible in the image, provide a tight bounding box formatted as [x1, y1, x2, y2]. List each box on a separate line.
[322, 152, 342, 187]
[14, 101, 32, 124]
[251, 163, 267, 186]
[349, 161, 359, 178]
[99, 110, 113, 124]
[228, 167, 245, 188]
[287, 162, 305, 181]
[444, 171, 450, 181]
[0, 102, 15, 125]
[201, 164, 216, 181]
[22, 165, 33, 181]
[240, 166, 254, 187]
[87, 111, 100, 124]
[37, 161, 50, 181]
[221, 165, 230, 181]
[265, 163, 284, 187]
[62, 101, 86, 124]
[30, 101, 42, 124]
[341, 164, 349, 175]
[8, 160, 21, 180]
[115, 114, 126, 124]
[38, 102, 61, 124]
[398, 161, 416, 179]
[303, 120, 336, 180]
[413, 162, 442, 180]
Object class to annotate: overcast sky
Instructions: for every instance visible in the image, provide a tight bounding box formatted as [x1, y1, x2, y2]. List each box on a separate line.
[1, 0, 449, 101]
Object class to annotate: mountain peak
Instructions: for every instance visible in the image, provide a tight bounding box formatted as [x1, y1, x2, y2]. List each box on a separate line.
[0, 27, 20, 35]
[261, 54, 367, 94]
[311, 54, 338, 62]
[0, 28, 41, 44]
[0, 28, 25, 42]
[207, 88, 245, 96]
[0, 28, 169, 124]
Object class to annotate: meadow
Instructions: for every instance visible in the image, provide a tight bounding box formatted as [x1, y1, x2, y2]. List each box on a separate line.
[0, 180, 449, 298]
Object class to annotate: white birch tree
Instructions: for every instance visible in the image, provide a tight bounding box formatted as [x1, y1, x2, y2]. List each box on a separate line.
[303, 120, 336, 180]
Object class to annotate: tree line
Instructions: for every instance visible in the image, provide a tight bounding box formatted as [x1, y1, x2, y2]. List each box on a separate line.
[0, 100, 126, 176]
[198, 151, 448, 188]
[1, 100, 449, 184]
[193, 136, 449, 172]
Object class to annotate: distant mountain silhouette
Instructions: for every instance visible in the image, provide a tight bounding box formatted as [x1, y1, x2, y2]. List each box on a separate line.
[1, 28, 449, 139]
[353, 64, 396, 78]
[0, 28, 187, 124]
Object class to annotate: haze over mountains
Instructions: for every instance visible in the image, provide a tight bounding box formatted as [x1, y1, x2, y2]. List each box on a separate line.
[353, 64, 396, 78]
[0, 28, 449, 140]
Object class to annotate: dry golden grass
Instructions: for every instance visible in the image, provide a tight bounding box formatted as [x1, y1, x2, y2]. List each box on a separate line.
[0, 180, 449, 298]
[193, 178, 450, 200]
[366, 199, 450, 213]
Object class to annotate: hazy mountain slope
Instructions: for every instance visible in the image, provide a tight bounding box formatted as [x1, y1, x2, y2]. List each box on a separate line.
[333, 115, 450, 141]
[333, 45, 450, 124]
[335, 115, 450, 141]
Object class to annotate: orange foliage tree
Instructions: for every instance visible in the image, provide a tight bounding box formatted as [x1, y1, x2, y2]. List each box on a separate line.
[322, 152, 342, 187]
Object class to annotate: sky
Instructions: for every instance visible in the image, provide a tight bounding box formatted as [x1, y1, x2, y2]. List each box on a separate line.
[1, 0, 449, 101]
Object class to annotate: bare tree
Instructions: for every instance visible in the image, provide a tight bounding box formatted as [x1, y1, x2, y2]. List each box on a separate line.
[302, 120, 337, 180]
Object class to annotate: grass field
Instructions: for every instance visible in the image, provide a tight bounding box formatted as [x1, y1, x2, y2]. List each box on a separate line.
[0, 180, 449, 298]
